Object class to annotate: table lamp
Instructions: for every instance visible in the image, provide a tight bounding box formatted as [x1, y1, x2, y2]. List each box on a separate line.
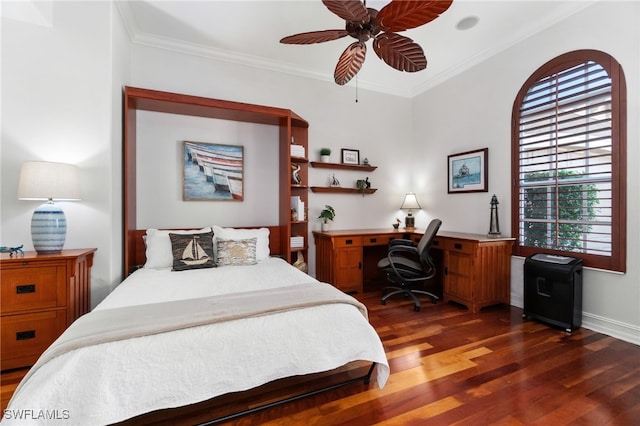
[400, 192, 421, 230]
[18, 161, 80, 253]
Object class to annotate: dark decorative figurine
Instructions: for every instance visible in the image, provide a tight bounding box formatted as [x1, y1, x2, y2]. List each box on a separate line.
[0, 245, 24, 257]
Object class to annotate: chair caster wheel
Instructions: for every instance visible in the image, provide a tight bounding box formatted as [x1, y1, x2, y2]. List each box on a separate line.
[381, 300, 386, 305]
[414, 305, 421, 312]
[431, 298, 438, 304]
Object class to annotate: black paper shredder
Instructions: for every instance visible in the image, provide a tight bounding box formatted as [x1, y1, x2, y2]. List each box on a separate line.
[523, 253, 583, 332]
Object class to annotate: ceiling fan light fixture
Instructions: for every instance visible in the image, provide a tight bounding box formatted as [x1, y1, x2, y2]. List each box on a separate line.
[281, 0, 454, 85]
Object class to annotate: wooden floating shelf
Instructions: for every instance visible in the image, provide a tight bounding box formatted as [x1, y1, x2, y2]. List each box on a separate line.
[310, 186, 377, 194]
[310, 162, 377, 172]
[291, 156, 308, 163]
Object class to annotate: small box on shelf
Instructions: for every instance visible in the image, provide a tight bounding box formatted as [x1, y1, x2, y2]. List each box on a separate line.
[290, 236, 304, 248]
[290, 144, 306, 158]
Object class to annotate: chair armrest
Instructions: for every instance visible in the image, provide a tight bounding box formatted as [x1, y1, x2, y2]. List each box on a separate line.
[388, 244, 418, 256]
[389, 238, 414, 247]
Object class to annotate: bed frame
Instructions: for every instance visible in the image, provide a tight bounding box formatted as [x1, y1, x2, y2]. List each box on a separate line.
[122, 227, 377, 424]
[115, 362, 376, 425]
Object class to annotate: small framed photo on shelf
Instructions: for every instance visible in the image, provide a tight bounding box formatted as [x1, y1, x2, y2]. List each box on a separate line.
[341, 148, 360, 165]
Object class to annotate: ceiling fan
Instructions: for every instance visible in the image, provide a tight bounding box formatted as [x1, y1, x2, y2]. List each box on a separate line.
[280, 0, 454, 85]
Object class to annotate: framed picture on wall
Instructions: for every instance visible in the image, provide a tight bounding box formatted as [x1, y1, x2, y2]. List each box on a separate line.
[341, 148, 360, 165]
[447, 148, 488, 193]
[183, 141, 244, 201]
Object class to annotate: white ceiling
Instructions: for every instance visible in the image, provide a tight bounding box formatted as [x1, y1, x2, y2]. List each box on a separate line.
[116, 1, 595, 98]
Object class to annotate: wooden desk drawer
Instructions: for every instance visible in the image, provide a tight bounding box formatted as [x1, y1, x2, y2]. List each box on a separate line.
[445, 239, 475, 254]
[362, 234, 396, 246]
[1, 267, 64, 313]
[1, 310, 66, 370]
[334, 236, 363, 248]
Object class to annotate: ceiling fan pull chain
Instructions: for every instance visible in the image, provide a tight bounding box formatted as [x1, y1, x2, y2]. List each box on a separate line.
[355, 75, 359, 103]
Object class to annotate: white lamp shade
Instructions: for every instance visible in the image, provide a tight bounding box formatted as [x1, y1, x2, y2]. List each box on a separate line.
[400, 192, 421, 210]
[18, 161, 80, 201]
[17, 161, 80, 253]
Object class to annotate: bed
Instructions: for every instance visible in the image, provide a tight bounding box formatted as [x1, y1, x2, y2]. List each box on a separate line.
[3, 226, 389, 425]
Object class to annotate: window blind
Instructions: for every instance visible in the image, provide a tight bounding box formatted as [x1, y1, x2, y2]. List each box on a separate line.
[516, 61, 613, 257]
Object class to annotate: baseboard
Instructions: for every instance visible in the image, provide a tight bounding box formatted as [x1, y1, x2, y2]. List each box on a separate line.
[510, 294, 639, 346]
[581, 312, 640, 346]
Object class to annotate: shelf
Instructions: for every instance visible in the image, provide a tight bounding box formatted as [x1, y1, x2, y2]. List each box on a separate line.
[310, 162, 377, 172]
[291, 184, 308, 189]
[291, 156, 308, 163]
[310, 186, 377, 194]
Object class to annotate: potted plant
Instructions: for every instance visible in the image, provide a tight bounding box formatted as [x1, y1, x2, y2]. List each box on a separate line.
[318, 205, 335, 231]
[320, 148, 331, 162]
[356, 179, 367, 196]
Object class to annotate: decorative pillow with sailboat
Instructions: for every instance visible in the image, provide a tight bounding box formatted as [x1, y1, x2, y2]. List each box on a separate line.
[144, 227, 212, 269]
[169, 231, 216, 271]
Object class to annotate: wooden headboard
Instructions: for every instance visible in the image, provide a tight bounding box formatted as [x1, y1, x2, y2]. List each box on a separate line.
[123, 86, 306, 276]
[128, 226, 284, 273]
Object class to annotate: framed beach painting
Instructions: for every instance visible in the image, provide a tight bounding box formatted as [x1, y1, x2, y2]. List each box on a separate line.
[447, 148, 488, 193]
[183, 141, 244, 201]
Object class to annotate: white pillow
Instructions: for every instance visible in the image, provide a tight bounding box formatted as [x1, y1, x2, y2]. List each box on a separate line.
[144, 228, 212, 269]
[212, 226, 270, 261]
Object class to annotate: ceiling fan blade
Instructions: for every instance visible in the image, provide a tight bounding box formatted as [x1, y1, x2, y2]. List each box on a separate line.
[280, 29, 349, 44]
[334, 42, 366, 85]
[373, 32, 427, 72]
[322, 0, 369, 23]
[376, 0, 453, 32]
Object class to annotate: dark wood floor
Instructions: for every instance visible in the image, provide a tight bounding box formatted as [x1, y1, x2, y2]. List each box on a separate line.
[3, 290, 639, 425]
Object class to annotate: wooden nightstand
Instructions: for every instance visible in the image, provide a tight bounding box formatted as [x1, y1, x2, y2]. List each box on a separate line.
[0, 248, 96, 371]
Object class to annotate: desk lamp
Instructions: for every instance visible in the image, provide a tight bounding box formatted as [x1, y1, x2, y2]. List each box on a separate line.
[18, 161, 80, 253]
[400, 192, 421, 230]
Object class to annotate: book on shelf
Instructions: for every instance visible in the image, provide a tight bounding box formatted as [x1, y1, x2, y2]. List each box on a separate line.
[290, 196, 305, 219]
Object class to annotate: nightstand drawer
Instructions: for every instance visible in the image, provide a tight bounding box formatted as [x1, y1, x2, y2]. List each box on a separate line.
[1, 266, 65, 313]
[0, 310, 67, 370]
[334, 236, 363, 248]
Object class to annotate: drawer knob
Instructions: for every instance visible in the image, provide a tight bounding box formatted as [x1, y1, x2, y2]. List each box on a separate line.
[16, 284, 36, 294]
[346, 239, 353, 245]
[16, 330, 36, 341]
[370, 238, 377, 243]
[454, 243, 463, 249]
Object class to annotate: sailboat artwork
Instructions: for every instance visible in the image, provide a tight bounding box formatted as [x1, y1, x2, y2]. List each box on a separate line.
[180, 235, 211, 266]
[183, 141, 244, 201]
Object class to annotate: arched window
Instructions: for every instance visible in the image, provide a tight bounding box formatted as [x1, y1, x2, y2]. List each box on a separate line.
[511, 50, 626, 272]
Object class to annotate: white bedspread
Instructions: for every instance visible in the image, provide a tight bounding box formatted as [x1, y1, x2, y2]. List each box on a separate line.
[3, 258, 389, 425]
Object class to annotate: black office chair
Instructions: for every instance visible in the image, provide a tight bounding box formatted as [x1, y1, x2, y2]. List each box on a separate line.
[378, 219, 442, 311]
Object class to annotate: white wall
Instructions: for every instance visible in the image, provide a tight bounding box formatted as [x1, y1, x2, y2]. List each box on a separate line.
[412, 1, 640, 343]
[135, 111, 280, 228]
[1, 1, 130, 307]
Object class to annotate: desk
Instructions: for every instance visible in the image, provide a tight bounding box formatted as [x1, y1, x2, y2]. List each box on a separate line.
[313, 229, 515, 313]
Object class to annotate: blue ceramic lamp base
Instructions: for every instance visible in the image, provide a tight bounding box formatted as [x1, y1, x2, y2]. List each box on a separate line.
[31, 202, 67, 253]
